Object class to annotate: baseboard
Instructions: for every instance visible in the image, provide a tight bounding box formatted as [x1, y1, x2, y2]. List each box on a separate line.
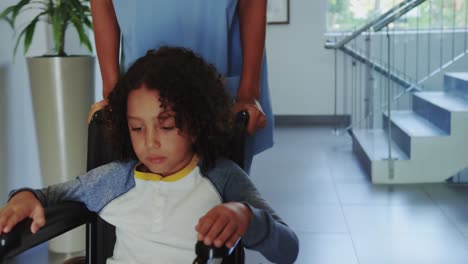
[274, 115, 351, 127]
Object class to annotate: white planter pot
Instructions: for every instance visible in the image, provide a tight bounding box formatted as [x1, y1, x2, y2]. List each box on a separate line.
[27, 56, 95, 254]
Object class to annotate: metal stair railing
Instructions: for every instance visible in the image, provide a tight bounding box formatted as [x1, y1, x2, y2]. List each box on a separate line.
[325, 0, 468, 180]
[326, 0, 428, 126]
[325, 0, 426, 49]
[325, 0, 426, 50]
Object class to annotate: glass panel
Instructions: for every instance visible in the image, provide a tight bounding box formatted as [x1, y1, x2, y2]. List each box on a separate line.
[327, 0, 466, 32]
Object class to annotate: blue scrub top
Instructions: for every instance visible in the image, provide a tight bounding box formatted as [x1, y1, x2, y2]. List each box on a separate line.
[113, 0, 273, 155]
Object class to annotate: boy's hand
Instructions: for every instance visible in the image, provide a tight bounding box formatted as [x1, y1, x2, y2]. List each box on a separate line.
[0, 191, 45, 235]
[196, 202, 253, 248]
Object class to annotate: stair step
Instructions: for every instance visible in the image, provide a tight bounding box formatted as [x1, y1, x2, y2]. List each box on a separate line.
[350, 74, 468, 183]
[413, 92, 468, 134]
[413, 92, 451, 134]
[384, 110, 448, 137]
[383, 111, 448, 157]
[444, 73, 468, 100]
[414, 91, 468, 112]
[351, 128, 408, 181]
[351, 129, 408, 162]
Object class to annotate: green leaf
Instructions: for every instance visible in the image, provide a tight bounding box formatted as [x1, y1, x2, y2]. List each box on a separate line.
[23, 16, 39, 53]
[80, 33, 92, 52]
[83, 16, 93, 30]
[2, 0, 93, 56]
[11, 0, 31, 27]
[51, 6, 64, 53]
[68, 0, 82, 8]
[13, 24, 28, 56]
[0, 5, 17, 28]
[81, 6, 91, 13]
[68, 8, 92, 52]
[0, 6, 15, 21]
[12, 11, 46, 56]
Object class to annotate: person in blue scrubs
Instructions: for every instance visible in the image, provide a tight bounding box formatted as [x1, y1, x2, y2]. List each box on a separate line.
[89, 0, 273, 172]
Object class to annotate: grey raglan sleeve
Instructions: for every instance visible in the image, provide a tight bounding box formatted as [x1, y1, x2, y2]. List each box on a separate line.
[9, 177, 87, 208]
[8, 161, 136, 212]
[210, 160, 299, 264]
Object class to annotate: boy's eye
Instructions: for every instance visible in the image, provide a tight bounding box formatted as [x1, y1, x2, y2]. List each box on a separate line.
[130, 127, 143, 132]
[159, 118, 176, 131]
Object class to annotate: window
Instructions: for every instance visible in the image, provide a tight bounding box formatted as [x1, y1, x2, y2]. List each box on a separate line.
[327, 0, 467, 32]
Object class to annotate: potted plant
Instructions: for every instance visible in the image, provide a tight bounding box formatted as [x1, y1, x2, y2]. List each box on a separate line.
[0, 0, 93, 56]
[0, 0, 94, 255]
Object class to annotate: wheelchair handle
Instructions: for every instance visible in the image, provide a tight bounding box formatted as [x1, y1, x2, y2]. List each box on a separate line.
[235, 110, 249, 129]
[193, 241, 234, 264]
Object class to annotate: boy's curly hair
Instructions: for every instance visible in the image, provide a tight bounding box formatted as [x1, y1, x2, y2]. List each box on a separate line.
[107, 46, 235, 172]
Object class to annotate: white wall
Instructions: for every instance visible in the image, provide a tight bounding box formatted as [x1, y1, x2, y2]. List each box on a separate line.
[0, 1, 94, 202]
[0, 64, 8, 200]
[0, 11, 11, 201]
[0, 1, 49, 202]
[0, 17, 9, 198]
[266, 0, 336, 115]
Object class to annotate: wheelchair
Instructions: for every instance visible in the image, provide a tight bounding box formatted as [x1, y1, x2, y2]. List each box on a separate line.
[0, 109, 249, 264]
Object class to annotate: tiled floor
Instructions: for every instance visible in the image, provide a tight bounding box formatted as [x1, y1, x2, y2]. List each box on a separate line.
[7, 126, 468, 264]
[245, 126, 468, 264]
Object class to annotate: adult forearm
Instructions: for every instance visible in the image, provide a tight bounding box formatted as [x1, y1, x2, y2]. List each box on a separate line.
[90, 0, 121, 98]
[237, 0, 267, 101]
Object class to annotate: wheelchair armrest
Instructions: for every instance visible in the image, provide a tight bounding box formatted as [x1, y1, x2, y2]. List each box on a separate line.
[0, 202, 95, 260]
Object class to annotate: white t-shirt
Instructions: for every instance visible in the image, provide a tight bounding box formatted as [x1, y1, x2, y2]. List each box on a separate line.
[100, 157, 221, 263]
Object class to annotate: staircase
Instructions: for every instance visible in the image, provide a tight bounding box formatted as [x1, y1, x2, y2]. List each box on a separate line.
[351, 73, 468, 183]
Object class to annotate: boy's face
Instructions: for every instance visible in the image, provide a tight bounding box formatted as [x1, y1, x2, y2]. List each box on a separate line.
[127, 84, 194, 175]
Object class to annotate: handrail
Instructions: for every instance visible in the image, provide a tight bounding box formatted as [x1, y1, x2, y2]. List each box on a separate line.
[340, 46, 419, 91]
[325, 0, 427, 49]
[340, 45, 422, 131]
[373, 0, 427, 32]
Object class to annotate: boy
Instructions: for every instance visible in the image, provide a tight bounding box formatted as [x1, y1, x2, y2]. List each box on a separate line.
[0, 47, 298, 263]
